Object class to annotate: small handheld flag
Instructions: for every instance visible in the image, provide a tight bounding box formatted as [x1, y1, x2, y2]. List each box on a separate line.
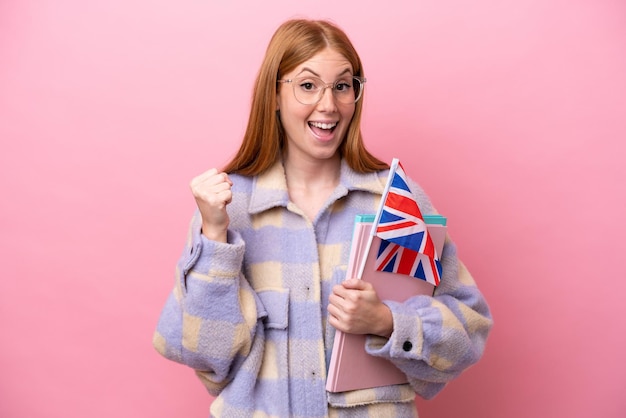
[370, 159, 442, 285]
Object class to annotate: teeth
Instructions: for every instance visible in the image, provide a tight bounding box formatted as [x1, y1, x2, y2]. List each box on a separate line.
[310, 121, 337, 130]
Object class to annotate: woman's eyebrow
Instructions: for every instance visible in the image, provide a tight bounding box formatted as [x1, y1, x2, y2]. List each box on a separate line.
[295, 67, 353, 78]
[296, 67, 321, 77]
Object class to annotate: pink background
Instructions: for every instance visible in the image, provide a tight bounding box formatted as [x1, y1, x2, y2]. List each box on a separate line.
[1, 1, 625, 417]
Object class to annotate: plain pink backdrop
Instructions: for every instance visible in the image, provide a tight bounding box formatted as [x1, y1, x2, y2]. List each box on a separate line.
[1, 1, 625, 417]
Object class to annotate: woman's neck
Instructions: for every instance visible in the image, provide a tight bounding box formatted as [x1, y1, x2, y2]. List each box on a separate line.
[282, 152, 341, 221]
[283, 153, 341, 191]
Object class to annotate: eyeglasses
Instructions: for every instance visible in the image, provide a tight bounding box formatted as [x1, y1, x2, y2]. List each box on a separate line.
[277, 76, 366, 105]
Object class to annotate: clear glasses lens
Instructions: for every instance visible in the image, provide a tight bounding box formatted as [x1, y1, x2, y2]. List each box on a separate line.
[291, 76, 363, 105]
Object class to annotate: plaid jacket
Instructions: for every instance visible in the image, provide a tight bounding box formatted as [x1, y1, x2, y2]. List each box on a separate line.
[153, 159, 492, 417]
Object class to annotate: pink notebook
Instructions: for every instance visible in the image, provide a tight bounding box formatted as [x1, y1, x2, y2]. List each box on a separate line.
[326, 215, 447, 393]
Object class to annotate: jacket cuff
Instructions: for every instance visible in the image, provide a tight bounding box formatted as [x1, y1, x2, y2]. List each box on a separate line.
[182, 224, 245, 280]
[365, 300, 425, 360]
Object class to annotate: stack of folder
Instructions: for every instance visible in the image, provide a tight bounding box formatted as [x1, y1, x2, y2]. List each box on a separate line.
[326, 214, 447, 392]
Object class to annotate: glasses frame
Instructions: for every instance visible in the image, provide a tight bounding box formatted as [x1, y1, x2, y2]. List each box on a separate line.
[277, 76, 366, 105]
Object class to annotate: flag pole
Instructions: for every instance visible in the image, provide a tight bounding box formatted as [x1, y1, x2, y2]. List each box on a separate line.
[356, 158, 399, 278]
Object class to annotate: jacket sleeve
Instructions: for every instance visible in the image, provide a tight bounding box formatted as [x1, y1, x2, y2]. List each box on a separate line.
[363, 176, 492, 399]
[364, 235, 493, 399]
[152, 212, 266, 395]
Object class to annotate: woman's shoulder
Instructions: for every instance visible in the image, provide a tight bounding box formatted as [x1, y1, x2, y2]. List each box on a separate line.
[228, 172, 255, 193]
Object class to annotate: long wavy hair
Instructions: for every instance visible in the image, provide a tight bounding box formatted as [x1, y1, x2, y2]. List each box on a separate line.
[222, 19, 388, 175]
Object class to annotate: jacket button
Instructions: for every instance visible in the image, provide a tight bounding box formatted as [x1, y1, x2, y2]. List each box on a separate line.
[402, 341, 413, 352]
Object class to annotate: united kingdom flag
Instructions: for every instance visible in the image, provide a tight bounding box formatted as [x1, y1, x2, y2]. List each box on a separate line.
[373, 159, 442, 285]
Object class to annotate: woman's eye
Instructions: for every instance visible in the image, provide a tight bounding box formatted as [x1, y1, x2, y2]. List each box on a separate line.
[299, 82, 316, 91]
[335, 82, 351, 92]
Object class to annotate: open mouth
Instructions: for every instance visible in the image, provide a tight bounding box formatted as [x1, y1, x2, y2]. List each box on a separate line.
[308, 121, 338, 136]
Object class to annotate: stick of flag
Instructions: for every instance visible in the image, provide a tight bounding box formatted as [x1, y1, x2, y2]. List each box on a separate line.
[358, 158, 442, 285]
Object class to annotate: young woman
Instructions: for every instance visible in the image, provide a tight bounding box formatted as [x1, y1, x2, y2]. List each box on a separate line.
[153, 19, 492, 417]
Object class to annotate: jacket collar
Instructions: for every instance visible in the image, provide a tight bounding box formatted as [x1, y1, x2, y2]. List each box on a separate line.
[248, 158, 386, 215]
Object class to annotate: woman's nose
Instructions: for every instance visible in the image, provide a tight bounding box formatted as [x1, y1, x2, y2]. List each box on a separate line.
[316, 86, 337, 111]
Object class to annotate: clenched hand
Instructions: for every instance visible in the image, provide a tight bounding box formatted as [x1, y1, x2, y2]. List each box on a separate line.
[190, 168, 233, 243]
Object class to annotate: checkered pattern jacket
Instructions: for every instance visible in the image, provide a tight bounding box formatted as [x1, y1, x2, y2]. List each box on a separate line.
[153, 159, 492, 417]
